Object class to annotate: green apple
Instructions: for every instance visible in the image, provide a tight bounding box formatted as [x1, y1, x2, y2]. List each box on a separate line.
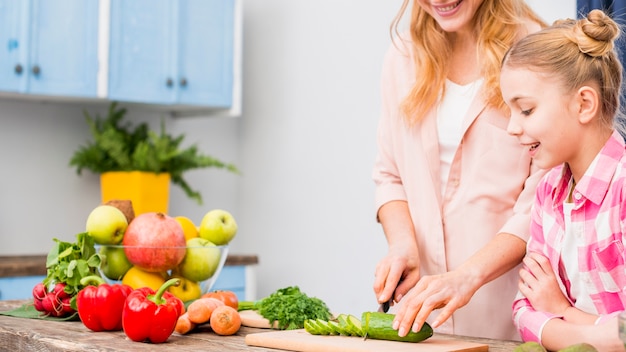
[85, 205, 128, 245]
[198, 209, 237, 245]
[99, 246, 132, 280]
[177, 237, 222, 282]
[168, 274, 202, 302]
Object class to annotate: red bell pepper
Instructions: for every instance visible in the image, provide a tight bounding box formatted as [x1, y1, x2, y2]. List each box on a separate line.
[76, 276, 133, 331]
[122, 278, 184, 343]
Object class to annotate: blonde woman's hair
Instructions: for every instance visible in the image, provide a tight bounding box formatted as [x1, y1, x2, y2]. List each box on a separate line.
[391, 0, 546, 124]
[503, 9, 623, 130]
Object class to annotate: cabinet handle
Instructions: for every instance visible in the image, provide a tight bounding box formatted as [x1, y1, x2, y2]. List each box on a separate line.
[166, 78, 174, 87]
[180, 78, 188, 87]
[14, 64, 23, 74]
[32, 65, 41, 76]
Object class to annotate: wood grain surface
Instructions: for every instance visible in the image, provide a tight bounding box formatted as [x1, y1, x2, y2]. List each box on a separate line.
[245, 329, 489, 352]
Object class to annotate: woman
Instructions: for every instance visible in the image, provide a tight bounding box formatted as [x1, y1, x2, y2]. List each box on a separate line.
[372, 0, 547, 340]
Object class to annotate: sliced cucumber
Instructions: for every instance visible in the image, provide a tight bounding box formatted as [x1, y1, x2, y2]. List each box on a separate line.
[317, 319, 338, 335]
[361, 312, 433, 343]
[327, 320, 345, 335]
[346, 315, 364, 337]
[304, 319, 320, 335]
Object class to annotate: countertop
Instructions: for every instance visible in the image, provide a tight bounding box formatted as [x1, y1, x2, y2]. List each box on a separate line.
[0, 254, 258, 278]
[0, 300, 522, 352]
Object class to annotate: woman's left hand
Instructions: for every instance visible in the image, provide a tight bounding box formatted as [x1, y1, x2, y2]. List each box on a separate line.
[518, 251, 571, 316]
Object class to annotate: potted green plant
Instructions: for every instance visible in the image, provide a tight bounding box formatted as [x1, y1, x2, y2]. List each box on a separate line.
[69, 102, 239, 214]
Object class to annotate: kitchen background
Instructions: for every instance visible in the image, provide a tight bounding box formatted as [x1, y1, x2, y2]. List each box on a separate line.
[0, 1, 574, 316]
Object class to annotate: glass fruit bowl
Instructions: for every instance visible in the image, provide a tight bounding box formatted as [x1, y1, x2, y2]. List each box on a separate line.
[96, 243, 229, 302]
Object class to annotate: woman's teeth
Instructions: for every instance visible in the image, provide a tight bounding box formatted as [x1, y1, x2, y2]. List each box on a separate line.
[437, 1, 460, 12]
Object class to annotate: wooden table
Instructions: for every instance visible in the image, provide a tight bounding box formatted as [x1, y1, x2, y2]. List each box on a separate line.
[0, 300, 522, 352]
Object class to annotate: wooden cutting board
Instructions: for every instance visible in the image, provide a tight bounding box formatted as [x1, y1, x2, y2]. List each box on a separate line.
[245, 329, 489, 352]
[239, 310, 277, 328]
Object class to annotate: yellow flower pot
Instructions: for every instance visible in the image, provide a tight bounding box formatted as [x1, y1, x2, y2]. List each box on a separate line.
[100, 171, 170, 215]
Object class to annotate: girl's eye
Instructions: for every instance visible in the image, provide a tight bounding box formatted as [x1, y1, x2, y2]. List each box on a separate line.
[520, 108, 533, 116]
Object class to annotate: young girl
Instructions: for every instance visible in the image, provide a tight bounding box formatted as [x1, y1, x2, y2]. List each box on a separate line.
[501, 9, 626, 351]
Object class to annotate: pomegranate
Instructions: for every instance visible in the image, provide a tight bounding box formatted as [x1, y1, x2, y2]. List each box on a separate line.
[122, 212, 186, 272]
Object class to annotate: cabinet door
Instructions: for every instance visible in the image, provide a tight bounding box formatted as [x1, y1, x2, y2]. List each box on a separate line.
[178, 0, 234, 107]
[28, 0, 99, 97]
[0, 0, 98, 97]
[108, 0, 177, 104]
[0, 1, 28, 92]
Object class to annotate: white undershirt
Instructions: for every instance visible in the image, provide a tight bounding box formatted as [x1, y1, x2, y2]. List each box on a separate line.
[437, 79, 483, 195]
[562, 181, 597, 314]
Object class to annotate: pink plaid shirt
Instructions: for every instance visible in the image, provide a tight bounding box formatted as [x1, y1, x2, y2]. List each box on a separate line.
[512, 130, 626, 343]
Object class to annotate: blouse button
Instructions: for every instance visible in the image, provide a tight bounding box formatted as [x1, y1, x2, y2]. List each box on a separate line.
[574, 192, 582, 200]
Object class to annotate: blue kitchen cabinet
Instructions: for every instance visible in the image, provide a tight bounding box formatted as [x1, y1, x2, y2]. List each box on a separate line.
[108, 0, 235, 108]
[0, 0, 98, 97]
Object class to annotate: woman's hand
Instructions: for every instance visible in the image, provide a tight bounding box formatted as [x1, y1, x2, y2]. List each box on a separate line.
[518, 252, 571, 316]
[391, 269, 477, 337]
[373, 244, 420, 308]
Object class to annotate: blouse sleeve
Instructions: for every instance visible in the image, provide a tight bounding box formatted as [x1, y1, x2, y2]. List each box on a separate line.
[512, 175, 562, 343]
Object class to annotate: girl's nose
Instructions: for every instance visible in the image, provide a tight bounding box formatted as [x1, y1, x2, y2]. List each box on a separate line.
[507, 116, 522, 136]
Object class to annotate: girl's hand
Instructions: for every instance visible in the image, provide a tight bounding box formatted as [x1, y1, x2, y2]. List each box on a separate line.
[518, 252, 571, 316]
[391, 269, 476, 337]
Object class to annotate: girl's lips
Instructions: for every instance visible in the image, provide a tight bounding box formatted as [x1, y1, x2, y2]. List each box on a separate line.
[526, 142, 540, 157]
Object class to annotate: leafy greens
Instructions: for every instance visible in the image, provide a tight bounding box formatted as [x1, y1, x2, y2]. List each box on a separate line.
[239, 286, 332, 330]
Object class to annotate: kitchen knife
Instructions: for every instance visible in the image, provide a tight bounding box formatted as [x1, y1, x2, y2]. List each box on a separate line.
[378, 299, 391, 313]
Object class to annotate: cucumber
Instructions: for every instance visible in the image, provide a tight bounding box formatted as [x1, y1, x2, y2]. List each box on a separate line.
[513, 342, 547, 352]
[361, 312, 433, 343]
[346, 314, 364, 337]
[316, 319, 337, 335]
[557, 343, 598, 352]
[327, 320, 345, 336]
[304, 319, 320, 335]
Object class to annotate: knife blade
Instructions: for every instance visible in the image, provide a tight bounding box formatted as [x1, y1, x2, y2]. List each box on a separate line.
[378, 279, 402, 313]
[378, 299, 391, 313]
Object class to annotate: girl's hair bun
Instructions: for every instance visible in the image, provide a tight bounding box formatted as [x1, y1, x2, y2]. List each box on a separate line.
[573, 9, 619, 57]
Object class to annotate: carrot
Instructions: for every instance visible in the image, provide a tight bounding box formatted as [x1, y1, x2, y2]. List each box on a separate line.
[175, 312, 196, 335]
[187, 297, 224, 324]
[210, 305, 242, 336]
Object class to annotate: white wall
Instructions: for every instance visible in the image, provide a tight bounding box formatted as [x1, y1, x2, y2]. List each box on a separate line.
[233, 0, 577, 316]
[0, 0, 576, 316]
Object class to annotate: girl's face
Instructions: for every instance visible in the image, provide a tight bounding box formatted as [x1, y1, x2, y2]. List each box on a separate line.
[501, 65, 582, 171]
[417, 0, 486, 34]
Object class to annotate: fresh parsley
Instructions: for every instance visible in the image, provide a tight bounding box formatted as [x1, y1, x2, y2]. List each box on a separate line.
[239, 286, 332, 330]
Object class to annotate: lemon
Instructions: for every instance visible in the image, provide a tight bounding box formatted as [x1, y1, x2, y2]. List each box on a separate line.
[175, 216, 199, 241]
[122, 266, 166, 291]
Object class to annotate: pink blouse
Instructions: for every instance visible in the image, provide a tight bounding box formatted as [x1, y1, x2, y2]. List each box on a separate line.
[372, 38, 546, 340]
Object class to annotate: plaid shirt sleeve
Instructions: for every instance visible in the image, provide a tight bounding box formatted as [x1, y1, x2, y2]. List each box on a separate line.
[512, 176, 564, 343]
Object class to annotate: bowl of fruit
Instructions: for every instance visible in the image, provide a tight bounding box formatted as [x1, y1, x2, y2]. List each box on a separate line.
[87, 204, 238, 302]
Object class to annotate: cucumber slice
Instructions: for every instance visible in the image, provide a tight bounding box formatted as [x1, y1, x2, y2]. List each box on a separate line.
[313, 319, 333, 335]
[337, 314, 359, 336]
[316, 319, 338, 335]
[361, 312, 433, 343]
[346, 315, 364, 337]
[327, 320, 345, 335]
[304, 319, 320, 335]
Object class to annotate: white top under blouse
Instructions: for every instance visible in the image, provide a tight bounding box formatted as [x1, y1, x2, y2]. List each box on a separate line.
[437, 78, 483, 195]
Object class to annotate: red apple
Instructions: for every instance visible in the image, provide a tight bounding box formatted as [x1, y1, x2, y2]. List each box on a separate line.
[122, 212, 186, 272]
